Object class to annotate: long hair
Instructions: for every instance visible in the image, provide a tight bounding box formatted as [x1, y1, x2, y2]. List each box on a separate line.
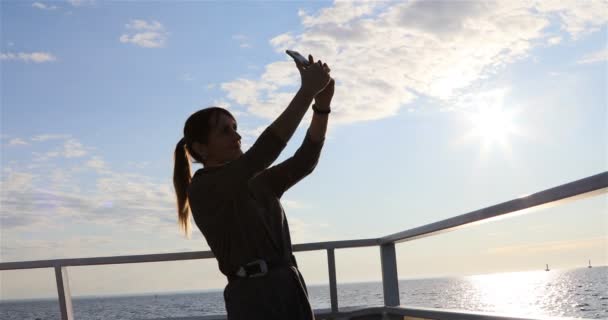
[173, 107, 236, 238]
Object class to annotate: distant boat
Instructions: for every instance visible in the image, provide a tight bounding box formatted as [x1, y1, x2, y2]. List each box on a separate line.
[588, 260, 592, 268]
[545, 264, 550, 271]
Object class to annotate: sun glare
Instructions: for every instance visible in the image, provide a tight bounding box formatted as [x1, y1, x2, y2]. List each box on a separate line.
[470, 107, 515, 143]
[468, 106, 519, 148]
[468, 271, 555, 317]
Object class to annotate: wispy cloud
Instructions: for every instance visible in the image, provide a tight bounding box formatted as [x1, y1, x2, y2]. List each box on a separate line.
[67, 0, 95, 7]
[281, 199, 307, 210]
[63, 139, 87, 158]
[8, 138, 28, 146]
[6, 134, 90, 162]
[232, 34, 252, 48]
[0, 52, 56, 63]
[487, 236, 608, 255]
[119, 19, 168, 48]
[86, 156, 108, 173]
[178, 73, 195, 82]
[1, 159, 176, 238]
[535, 0, 608, 38]
[31, 134, 72, 142]
[547, 36, 562, 45]
[32, 2, 58, 10]
[577, 48, 608, 64]
[287, 215, 332, 244]
[127, 161, 151, 170]
[221, 1, 607, 126]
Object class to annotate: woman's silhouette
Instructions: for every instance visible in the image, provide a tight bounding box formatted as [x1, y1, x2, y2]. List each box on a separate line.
[173, 54, 334, 319]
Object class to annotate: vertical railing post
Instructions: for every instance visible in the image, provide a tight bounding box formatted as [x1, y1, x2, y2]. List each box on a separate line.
[55, 265, 74, 320]
[380, 243, 399, 307]
[327, 248, 338, 313]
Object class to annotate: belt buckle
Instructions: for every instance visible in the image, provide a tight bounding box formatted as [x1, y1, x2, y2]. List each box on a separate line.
[237, 259, 268, 278]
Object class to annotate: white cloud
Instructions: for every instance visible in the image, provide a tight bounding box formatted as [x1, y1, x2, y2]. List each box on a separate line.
[269, 33, 295, 50]
[120, 32, 166, 48]
[0, 52, 56, 63]
[535, 0, 608, 38]
[298, 1, 378, 27]
[238, 125, 267, 150]
[577, 48, 608, 64]
[211, 98, 233, 110]
[8, 138, 28, 146]
[219, 1, 606, 126]
[547, 36, 562, 45]
[32, 2, 58, 10]
[126, 19, 164, 31]
[120, 19, 168, 48]
[221, 79, 264, 107]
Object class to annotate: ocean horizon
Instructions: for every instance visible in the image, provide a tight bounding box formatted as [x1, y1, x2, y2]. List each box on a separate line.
[2, 266, 607, 319]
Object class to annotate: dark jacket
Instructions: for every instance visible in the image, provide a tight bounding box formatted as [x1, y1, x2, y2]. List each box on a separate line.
[188, 128, 324, 319]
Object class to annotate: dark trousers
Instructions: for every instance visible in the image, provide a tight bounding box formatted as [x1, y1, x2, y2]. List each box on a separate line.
[223, 265, 315, 320]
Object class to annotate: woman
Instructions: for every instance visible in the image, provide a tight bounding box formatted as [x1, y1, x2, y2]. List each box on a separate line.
[173, 54, 334, 319]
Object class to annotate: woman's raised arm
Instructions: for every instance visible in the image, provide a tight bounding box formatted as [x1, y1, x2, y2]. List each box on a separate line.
[268, 55, 331, 144]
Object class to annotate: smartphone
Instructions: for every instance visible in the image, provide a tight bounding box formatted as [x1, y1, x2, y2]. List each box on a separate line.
[286, 50, 310, 66]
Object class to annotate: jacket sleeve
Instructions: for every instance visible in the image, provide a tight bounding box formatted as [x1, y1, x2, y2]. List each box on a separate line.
[259, 130, 325, 198]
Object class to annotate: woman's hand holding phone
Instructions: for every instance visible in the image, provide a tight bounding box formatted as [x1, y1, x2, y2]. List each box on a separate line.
[289, 51, 331, 97]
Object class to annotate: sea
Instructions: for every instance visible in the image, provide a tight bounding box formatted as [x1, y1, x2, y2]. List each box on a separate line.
[2, 266, 606, 320]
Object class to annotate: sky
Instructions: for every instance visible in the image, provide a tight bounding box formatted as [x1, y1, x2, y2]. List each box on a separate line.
[0, 0, 606, 301]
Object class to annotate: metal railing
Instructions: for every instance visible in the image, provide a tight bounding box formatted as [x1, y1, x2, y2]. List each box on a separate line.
[2, 171, 606, 320]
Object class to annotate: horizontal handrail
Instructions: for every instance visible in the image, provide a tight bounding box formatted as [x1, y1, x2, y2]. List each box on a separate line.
[381, 171, 608, 244]
[0, 239, 382, 271]
[292, 237, 381, 251]
[0, 251, 215, 271]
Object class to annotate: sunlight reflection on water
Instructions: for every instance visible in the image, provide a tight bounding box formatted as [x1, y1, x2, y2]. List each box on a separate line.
[468, 270, 554, 317]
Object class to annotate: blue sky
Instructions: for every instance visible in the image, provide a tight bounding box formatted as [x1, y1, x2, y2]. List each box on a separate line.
[1, 0, 606, 300]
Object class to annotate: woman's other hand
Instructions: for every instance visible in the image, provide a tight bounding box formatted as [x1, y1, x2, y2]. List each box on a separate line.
[296, 54, 331, 96]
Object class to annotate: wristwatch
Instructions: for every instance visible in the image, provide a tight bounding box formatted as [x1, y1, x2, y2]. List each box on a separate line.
[312, 104, 331, 114]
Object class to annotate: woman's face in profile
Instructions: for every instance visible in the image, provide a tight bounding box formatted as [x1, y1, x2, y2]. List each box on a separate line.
[204, 113, 243, 165]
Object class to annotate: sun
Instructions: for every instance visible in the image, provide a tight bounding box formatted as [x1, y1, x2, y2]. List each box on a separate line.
[455, 89, 525, 155]
[467, 106, 519, 149]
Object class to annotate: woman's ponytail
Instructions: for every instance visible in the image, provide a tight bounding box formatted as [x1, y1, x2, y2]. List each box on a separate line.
[173, 138, 192, 239]
[174, 106, 236, 239]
